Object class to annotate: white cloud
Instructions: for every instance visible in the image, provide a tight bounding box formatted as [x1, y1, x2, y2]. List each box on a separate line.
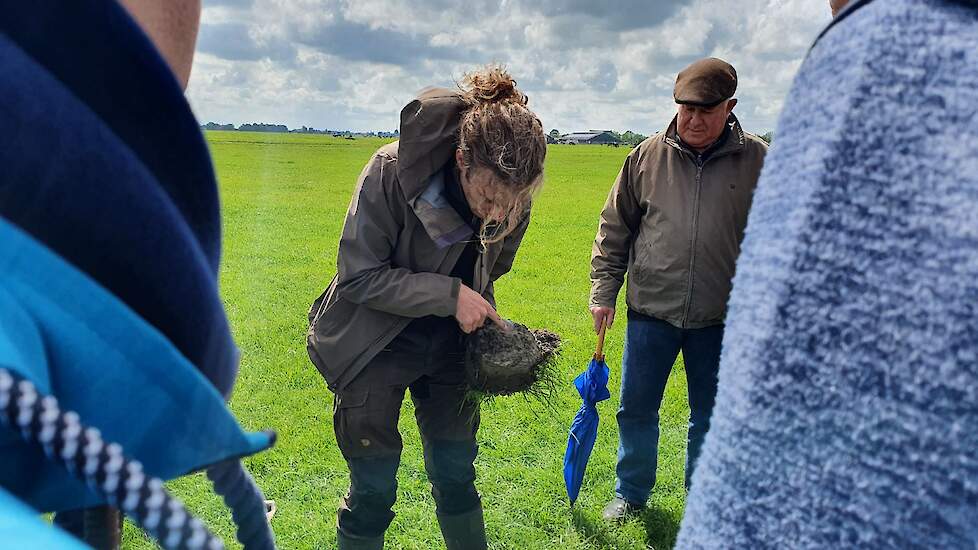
[187, 0, 832, 135]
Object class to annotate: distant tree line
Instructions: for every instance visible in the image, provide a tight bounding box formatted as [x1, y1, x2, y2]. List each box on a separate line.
[202, 121, 771, 145]
[200, 121, 399, 139]
[238, 123, 289, 133]
[547, 128, 772, 147]
[201, 122, 235, 131]
[613, 131, 648, 148]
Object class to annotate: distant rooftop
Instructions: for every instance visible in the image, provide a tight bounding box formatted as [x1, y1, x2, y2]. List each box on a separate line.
[562, 132, 603, 139]
[560, 131, 621, 143]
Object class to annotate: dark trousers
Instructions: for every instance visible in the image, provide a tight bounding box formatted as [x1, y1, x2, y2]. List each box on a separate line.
[333, 348, 480, 538]
[614, 312, 723, 503]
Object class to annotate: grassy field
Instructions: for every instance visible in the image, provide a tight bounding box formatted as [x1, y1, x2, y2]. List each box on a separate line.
[124, 131, 693, 549]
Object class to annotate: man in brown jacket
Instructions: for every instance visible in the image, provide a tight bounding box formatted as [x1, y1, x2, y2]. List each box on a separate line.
[589, 57, 767, 521]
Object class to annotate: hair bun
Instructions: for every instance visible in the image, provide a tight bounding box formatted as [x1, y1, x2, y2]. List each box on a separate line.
[461, 65, 527, 106]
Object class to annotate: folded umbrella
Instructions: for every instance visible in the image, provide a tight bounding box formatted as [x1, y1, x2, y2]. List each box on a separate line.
[563, 320, 612, 506]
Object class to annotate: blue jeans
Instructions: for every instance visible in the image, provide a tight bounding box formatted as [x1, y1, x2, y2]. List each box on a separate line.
[614, 311, 723, 504]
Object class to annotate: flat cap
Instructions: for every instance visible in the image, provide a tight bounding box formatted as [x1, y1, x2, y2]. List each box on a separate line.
[674, 57, 737, 107]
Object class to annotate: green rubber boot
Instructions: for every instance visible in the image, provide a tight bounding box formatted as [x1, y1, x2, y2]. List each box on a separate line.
[336, 528, 384, 550]
[437, 504, 487, 550]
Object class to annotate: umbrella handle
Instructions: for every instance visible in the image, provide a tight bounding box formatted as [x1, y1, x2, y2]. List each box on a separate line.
[594, 318, 608, 361]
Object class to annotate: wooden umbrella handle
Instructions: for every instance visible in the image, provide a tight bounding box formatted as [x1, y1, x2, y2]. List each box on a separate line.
[594, 317, 608, 361]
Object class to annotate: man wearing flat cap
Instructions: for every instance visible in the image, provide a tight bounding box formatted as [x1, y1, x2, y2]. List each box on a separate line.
[589, 57, 767, 521]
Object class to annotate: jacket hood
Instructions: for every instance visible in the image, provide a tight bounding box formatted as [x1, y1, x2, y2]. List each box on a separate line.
[396, 87, 467, 200]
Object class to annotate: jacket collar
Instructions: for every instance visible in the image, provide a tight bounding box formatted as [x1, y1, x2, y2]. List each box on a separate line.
[663, 113, 746, 161]
[395, 87, 477, 247]
[410, 169, 474, 249]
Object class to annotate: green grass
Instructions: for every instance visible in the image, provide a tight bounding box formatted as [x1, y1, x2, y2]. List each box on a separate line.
[123, 131, 693, 549]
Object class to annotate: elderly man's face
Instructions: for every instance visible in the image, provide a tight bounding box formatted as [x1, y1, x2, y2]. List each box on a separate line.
[677, 99, 737, 151]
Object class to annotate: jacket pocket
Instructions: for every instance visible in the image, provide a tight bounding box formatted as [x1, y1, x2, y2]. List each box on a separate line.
[308, 288, 327, 327]
[332, 389, 381, 458]
[307, 276, 337, 327]
[306, 293, 348, 388]
[334, 389, 368, 411]
[632, 237, 654, 279]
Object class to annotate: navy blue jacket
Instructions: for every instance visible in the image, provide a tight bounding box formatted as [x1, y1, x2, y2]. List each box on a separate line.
[0, 1, 237, 396]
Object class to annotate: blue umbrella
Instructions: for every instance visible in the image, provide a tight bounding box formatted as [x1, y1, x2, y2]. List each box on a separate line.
[563, 320, 612, 506]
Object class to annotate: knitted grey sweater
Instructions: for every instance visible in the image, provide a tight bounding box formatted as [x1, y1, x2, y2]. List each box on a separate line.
[678, 1, 978, 548]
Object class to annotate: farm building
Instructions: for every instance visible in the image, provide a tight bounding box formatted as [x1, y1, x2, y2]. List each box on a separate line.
[560, 130, 621, 145]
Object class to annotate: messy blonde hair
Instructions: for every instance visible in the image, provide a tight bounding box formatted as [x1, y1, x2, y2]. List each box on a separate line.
[457, 65, 547, 246]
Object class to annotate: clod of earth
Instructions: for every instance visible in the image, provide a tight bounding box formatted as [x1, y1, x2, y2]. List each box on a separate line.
[465, 321, 561, 398]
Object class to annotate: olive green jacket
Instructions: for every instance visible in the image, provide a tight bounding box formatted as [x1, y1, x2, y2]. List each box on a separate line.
[307, 88, 528, 391]
[590, 114, 767, 329]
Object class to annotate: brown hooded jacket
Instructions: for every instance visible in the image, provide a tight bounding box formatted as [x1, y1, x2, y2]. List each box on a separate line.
[590, 114, 767, 328]
[307, 88, 529, 390]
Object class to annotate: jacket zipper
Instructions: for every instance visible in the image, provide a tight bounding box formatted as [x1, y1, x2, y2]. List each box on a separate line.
[476, 247, 486, 293]
[681, 159, 705, 328]
[669, 130, 738, 328]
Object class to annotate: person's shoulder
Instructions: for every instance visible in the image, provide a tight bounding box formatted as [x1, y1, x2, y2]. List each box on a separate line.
[374, 141, 400, 164]
[361, 142, 400, 180]
[357, 142, 407, 202]
[743, 132, 769, 150]
[740, 132, 769, 160]
[627, 133, 668, 164]
[635, 133, 667, 153]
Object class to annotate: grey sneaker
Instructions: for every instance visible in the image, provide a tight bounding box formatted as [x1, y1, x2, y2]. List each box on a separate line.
[602, 496, 645, 521]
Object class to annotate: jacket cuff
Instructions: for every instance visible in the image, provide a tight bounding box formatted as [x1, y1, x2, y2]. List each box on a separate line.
[438, 277, 462, 317]
[589, 290, 618, 309]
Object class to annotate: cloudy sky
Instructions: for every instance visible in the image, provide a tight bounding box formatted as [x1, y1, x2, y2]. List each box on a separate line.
[187, 0, 831, 136]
